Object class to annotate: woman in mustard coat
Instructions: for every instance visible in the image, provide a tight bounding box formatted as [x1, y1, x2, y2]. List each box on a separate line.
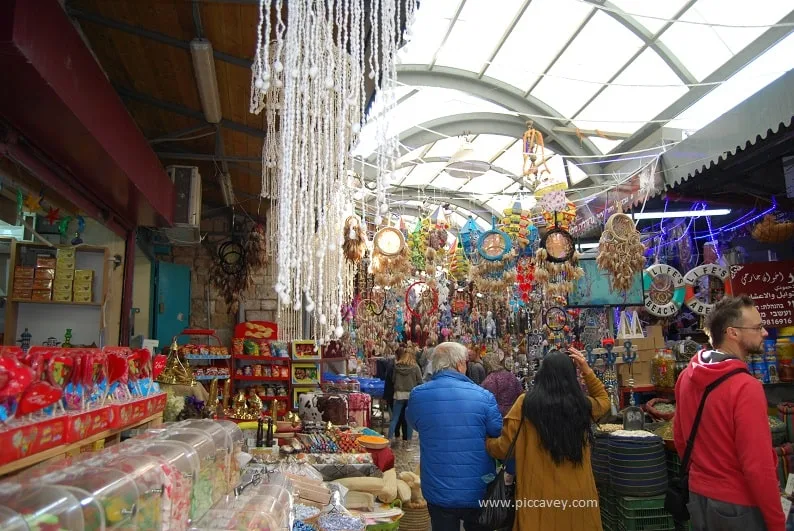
[486, 348, 610, 530]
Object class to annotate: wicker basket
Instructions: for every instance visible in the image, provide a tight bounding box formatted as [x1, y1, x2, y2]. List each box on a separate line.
[399, 501, 430, 531]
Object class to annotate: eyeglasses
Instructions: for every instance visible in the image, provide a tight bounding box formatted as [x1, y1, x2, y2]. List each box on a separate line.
[726, 324, 766, 332]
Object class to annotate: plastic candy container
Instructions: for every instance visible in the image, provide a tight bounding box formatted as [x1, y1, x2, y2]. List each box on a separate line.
[174, 419, 234, 497]
[117, 440, 198, 529]
[215, 419, 246, 491]
[82, 455, 167, 530]
[190, 484, 292, 531]
[37, 466, 139, 530]
[156, 429, 219, 518]
[0, 484, 86, 531]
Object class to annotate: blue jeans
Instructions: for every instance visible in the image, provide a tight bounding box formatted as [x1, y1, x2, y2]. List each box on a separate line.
[389, 400, 413, 440]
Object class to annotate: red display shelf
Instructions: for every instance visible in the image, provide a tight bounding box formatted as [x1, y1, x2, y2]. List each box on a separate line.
[234, 355, 291, 362]
[257, 396, 290, 401]
[235, 375, 290, 382]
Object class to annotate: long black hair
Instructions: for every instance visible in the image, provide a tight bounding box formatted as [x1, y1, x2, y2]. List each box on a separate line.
[522, 350, 594, 466]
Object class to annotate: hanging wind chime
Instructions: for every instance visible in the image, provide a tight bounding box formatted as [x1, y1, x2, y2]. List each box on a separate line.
[249, 0, 417, 341]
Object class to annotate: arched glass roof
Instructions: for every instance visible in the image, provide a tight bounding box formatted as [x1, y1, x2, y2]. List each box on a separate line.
[355, 0, 794, 229]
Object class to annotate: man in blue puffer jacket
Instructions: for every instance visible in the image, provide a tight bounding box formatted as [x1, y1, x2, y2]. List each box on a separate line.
[406, 341, 502, 531]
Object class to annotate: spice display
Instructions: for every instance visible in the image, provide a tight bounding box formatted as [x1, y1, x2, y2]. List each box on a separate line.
[645, 398, 675, 421]
[610, 429, 661, 438]
[596, 424, 624, 433]
[654, 422, 674, 441]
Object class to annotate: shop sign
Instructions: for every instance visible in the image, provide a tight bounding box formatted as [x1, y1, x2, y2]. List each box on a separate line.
[729, 261, 794, 327]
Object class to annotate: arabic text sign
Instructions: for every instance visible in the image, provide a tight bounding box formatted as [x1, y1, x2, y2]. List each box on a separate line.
[729, 261, 794, 328]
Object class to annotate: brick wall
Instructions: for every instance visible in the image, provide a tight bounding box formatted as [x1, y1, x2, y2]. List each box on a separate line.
[168, 215, 277, 344]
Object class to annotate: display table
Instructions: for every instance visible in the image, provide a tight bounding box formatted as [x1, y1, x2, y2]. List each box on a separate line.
[0, 411, 163, 477]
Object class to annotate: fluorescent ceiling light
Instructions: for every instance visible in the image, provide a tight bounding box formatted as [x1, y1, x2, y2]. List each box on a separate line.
[631, 209, 731, 220]
[190, 39, 222, 124]
[579, 242, 599, 249]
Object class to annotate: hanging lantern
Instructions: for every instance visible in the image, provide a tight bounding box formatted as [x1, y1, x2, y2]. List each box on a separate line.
[459, 217, 482, 259]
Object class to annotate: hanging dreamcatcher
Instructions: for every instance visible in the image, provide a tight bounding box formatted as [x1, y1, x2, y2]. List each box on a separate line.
[596, 209, 646, 292]
[370, 227, 412, 288]
[210, 222, 268, 314]
[343, 215, 368, 264]
[535, 220, 583, 304]
[469, 218, 517, 299]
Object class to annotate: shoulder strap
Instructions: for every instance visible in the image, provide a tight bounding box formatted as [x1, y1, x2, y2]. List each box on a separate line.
[505, 417, 524, 462]
[681, 368, 749, 472]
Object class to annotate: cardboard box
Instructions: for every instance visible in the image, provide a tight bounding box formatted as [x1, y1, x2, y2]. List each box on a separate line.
[53, 290, 73, 302]
[619, 358, 653, 387]
[0, 415, 69, 466]
[33, 279, 53, 290]
[73, 291, 93, 303]
[56, 259, 75, 271]
[73, 281, 92, 294]
[54, 279, 73, 291]
[66, 406, 114, 443]
[56, 268, 75, 281]
[109, 397, 148, 429]
[12, 288, 32, 300]
[74, 270, 94, 282]
[14, 278, 33, 290]
[36, 256, 57, 269]
[56, 248, 76, 261]
[32, 289, 52, 301]
[34, 268, 55, 280]
[14, 266, 34, 279]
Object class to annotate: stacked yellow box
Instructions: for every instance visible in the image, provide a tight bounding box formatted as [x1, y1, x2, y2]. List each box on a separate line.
[54, 248, 75, 302]
[73, 269, 94, 303]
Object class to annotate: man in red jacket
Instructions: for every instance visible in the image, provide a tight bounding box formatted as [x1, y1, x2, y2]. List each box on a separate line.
[674, 295, 785, 531]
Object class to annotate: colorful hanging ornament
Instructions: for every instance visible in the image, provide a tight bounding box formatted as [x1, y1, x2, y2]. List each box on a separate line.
[45, 207, 60, 225]
[16, 190, 23, 221]
[23, 193, 42, 213]
[58, 216, 73, 236]
[249, 0, 417, 341]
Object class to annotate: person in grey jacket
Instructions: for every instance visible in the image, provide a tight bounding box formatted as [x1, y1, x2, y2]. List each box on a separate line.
[466, 347, 486, 385]
[389, 346, 423, 441]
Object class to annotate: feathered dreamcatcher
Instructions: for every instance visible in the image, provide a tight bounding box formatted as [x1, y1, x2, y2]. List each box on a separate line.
[210, 223, 268, 314]
[370, 227, 412, 288]
[596, 209, 646, 292]
[343, 215, 368, 264]
[535, 221, 584, 304]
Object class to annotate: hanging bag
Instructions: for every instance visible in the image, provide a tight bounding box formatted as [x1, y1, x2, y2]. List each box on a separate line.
[477, 418, 523, 529]
[665, 368, 748, 521]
